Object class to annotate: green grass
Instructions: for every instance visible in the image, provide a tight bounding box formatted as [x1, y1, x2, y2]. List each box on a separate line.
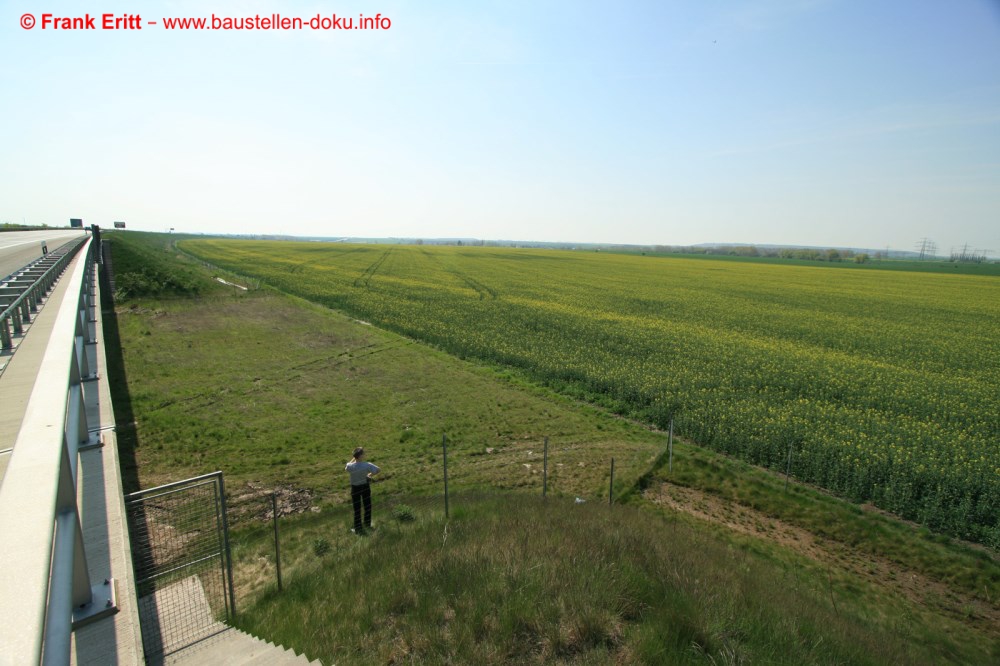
[231, 494, 997, 665]
[105, 232, 1000, 664]
[107, 231, 214, 300]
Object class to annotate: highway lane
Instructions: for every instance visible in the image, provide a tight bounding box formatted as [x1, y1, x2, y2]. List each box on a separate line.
[0, 229, 88, 279]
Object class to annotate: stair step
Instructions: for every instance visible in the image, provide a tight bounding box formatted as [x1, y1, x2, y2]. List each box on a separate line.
[162, 627, 320, 665]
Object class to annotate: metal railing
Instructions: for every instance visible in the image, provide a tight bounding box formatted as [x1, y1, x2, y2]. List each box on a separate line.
[1, 237, 88, 350]
[0, 237, 119, 665]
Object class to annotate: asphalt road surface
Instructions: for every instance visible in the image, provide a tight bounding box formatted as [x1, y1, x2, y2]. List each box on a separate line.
[0, 229, 88, 280]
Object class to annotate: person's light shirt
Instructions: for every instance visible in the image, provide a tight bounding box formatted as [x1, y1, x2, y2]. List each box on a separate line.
[346, 461, 380, 486]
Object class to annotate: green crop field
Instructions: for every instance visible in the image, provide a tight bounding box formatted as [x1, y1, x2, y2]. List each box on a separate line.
[181, 240, 1000, 548]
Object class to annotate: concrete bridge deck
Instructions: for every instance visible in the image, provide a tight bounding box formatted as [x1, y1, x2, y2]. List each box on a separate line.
[0, 245, 143, 664]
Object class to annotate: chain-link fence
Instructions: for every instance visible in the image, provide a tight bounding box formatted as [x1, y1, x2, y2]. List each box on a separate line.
[125, 472, 235, 662]
[124, 430, 668, 656]
[332, 430, 668, 538]
[226, 488, 284, 604]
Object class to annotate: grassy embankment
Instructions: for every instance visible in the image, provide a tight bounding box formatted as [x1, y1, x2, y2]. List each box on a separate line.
[105, 232, 999, 664]
[234, 494, 959, 665]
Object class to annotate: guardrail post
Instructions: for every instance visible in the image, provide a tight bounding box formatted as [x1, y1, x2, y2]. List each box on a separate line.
[58, 443, 95, 608]
[68, 307, 100, 452]
[77, 250, 98, 348]
[78, 294, 88, 336]
[12, 303, 25, 334]
[74, 295, 96, 381]
[75, 336, 92, 381]
[83, 258, 97, 342]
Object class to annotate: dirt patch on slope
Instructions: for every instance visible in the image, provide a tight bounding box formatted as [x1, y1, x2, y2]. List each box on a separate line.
[644, 482, 1000, 637]
[228, 481, 319, 523]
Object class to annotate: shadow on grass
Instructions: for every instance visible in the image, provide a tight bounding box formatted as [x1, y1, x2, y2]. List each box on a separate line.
[99, 247, 141, 494]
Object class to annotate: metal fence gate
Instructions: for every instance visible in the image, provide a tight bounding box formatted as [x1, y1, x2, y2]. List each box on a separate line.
[125, 472, 236, 662]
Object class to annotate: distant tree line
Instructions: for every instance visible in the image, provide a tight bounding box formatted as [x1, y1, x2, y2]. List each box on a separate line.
[1, 222, 51, 232]
[652, 245, 872, 264]
[949, 244, 989, 264]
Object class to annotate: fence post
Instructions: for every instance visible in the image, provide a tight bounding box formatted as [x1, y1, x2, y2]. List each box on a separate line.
[212, 480, 229, 620]
[442, 434, 450, 519]
[668, 419, 674, 474]
[217, 473, 236, 619]
[609, 458, 615, 506]
[784, 441, 793, 492]
[271, 492, 283, 592]
[542, 437, 548, 497]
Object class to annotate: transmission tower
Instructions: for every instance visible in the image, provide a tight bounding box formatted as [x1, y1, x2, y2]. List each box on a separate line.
[915, 238, 936, 260]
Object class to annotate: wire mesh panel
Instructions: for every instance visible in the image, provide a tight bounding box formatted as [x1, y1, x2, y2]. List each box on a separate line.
[226, 490, 284, 600]
[125, 473, 234, 662]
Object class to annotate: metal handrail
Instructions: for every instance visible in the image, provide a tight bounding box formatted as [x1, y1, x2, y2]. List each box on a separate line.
[125, 470, 225, 500]
[0, 238, 111, 665]
[0, 236, 88, 349]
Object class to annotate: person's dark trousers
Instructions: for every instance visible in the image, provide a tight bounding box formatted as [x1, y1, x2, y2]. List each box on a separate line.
[351, 482, 372, 532]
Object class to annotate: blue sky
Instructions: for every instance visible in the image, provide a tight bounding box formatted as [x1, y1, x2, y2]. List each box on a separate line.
[2, 0, 999, 254]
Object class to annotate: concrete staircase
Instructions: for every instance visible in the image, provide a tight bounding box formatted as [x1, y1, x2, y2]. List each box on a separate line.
[141, 576, 321, 665]
[160, 627, 320, 665]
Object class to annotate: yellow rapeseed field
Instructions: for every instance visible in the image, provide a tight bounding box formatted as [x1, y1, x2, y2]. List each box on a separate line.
[182, 241, 1000, 547]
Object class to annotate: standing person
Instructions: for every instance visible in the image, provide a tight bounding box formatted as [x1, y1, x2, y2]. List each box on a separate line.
[345, 447, 380, 534]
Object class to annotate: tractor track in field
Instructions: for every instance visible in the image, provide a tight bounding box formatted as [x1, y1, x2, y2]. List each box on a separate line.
[454, 272, 498, 300]
[281, 340, 414, 379]
[353, 249, 393, 288]
[419, 249, 497, 300]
